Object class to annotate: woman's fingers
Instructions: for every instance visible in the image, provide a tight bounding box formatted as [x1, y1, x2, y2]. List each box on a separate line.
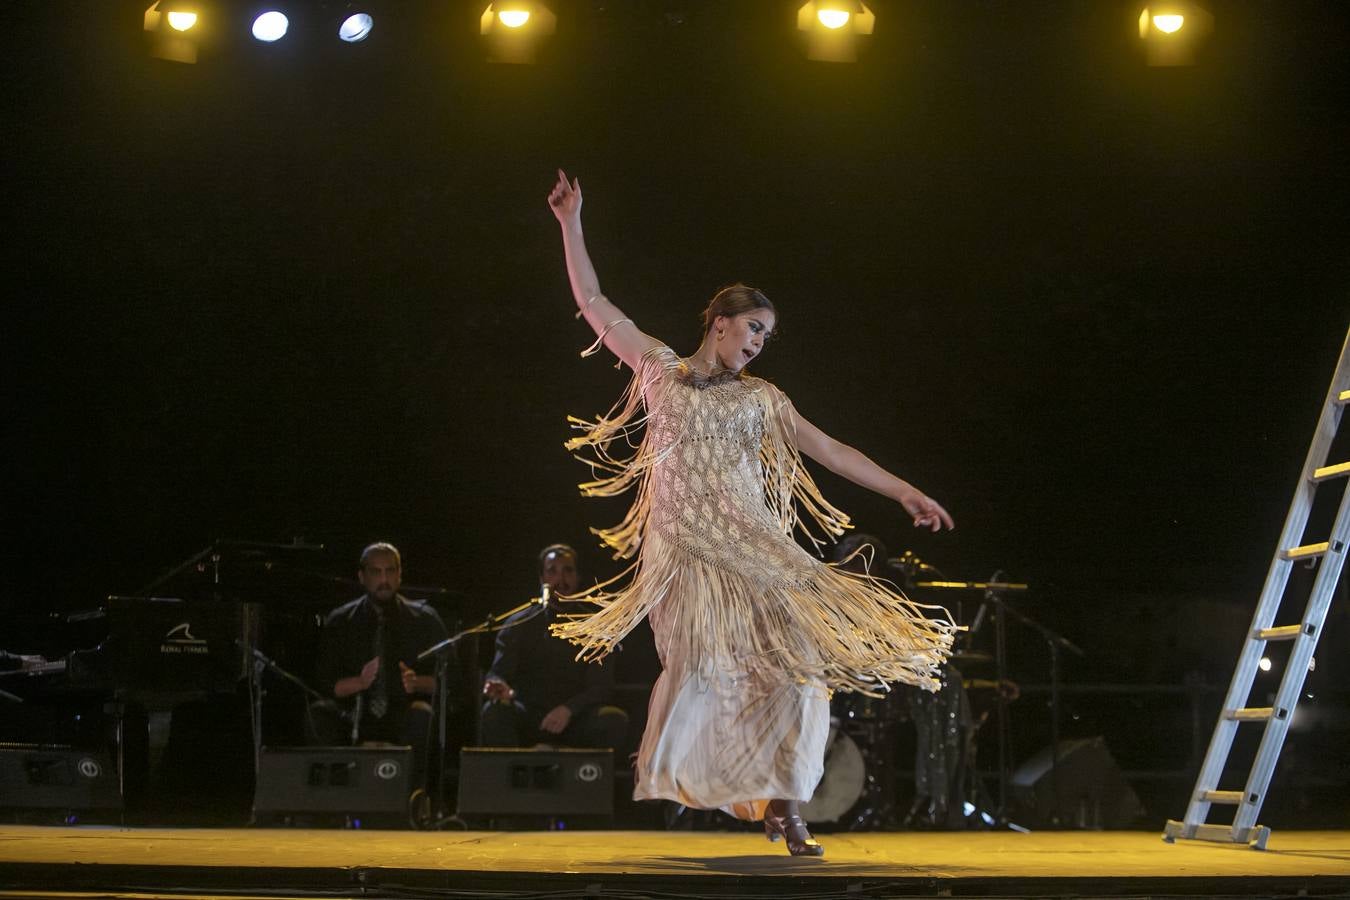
[911, 498, 955, 532]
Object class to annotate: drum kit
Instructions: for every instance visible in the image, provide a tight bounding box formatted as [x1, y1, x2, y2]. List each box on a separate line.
[801, 650, 1007, 830]
[801, 567, 1072, 831]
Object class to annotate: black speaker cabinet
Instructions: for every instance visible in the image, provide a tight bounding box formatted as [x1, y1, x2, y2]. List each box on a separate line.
[252, 746, 412, 817]
[458, 747, 613, 816]
[0, 743, 121, 811]
[1011, 735, 1145, 828]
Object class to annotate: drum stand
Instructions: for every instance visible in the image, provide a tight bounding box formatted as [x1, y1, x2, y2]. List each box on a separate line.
[842, 715, 903, 830]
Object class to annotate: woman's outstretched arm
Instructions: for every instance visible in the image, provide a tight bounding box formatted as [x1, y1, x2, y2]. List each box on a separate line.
[548, 169, 661, 371]
[785, 399, 955, 532]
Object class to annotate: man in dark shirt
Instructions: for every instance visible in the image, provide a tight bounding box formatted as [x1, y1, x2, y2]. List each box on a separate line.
[310, 543, 449, 780]
[479, 544, 627, 751]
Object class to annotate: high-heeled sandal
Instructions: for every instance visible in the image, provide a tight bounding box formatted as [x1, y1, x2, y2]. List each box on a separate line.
[765, 813, 824, 857]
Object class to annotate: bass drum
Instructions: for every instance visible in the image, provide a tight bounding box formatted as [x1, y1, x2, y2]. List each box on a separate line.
[800, 726, 866, 823]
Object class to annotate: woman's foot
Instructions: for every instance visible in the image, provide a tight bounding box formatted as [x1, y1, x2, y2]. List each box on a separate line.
[764, 808, 823, 857]
[779, 814, 824, 857]
[764, 816, 782, 842]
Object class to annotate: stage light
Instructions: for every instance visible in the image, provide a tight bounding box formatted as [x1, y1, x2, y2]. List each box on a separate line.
[252, 10, 289, 42]
[1259, 657, 1272, 672]
[339, 12, 373, 42]
[816, 9, 850, 30]
[143, 2, 203, 64]
[796, 2, 875, 63]
[1152, 14, 1184, 33]
[480, 3, 557, 64]
[1137, 4, 1212, 66]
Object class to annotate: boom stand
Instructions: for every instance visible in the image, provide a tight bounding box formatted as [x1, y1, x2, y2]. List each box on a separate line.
[979, 591, 1084, 825]
[415, 594, 549, 830]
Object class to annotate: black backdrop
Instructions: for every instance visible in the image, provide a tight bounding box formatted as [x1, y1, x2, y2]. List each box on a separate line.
[7, 2, 1349, 661]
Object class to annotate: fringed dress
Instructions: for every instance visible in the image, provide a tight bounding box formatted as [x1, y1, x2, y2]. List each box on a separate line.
[552, 344, 956, 821]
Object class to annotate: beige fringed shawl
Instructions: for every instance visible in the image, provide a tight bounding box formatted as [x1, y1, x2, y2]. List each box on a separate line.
[551, 344, 957, 697]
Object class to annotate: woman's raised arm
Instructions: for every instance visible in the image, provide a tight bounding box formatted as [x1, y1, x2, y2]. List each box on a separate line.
[548, 169, 661, 371]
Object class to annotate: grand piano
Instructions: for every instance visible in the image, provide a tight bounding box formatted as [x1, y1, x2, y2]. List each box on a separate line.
[0, 540, 339, 820]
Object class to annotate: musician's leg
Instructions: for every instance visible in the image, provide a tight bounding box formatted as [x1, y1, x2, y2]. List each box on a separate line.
[478, 699, 527, 746]
[306, 700, 347, 745]
[402, 700, 433, 788]
[562, 704, 629, 752]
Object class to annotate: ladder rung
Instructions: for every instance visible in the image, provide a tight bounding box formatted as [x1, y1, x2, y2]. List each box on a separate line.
[1338, 389, 1350, 405]
[1227, 707, 1273, 722]
[1256, 624, 1303, 641]
[1282, 542, 1329, 561]
[1312, 461, 1350, 482]
[1202, 790, 1244, 805]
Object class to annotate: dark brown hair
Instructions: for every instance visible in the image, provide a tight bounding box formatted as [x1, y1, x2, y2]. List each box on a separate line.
[360, 542, 402, 570]
[700, 283, 777, 337]
[538, 543, 578, 575]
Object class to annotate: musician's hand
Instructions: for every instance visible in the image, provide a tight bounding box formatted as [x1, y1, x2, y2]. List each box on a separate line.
[400, 661, 418, 694]
[539, 704, 572, 735]
[483, 677, 514, 704]
[359, 656, 380, 689]
[900, 488, 955, 532]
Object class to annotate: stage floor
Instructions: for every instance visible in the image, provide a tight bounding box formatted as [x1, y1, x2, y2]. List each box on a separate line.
[1, 826, 1348, 898]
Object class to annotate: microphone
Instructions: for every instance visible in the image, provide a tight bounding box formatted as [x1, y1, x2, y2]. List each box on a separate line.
[888, 552, 938, 575]
[968, 569, 1005, 638]
[537, 584, 552, 607]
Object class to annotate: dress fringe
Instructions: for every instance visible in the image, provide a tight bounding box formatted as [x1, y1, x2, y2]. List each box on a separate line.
[552, 346, 957, 696]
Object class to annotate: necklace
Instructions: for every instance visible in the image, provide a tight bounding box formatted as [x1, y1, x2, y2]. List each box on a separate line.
[678, 356, 741, 389]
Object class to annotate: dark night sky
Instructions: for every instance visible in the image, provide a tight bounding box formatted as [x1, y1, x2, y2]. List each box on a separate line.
[6, 2, 1349, 666]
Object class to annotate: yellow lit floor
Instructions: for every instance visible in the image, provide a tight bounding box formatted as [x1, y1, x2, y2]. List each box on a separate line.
[0, 826, 1347, 881]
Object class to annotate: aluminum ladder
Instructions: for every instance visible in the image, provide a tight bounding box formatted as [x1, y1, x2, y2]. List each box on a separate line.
[1164, 327, 1350, 850]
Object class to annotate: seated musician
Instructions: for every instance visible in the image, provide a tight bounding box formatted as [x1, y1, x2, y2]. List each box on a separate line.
[310, 543, 449, 783]
[479, 544, 627, 752]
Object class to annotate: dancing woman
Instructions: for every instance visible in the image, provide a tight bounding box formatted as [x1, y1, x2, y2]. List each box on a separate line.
[546, 169, 957, 856]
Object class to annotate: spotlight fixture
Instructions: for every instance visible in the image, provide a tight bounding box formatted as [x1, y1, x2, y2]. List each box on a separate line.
[143, 2, 203, 64]
[796, 1, 875, 63]
[480, 3, 557, 64]
[1137, 4, 1213, 66]
[338, 12, 374, 43]
[167, 10, 199, 31]
[252, 9, 290, 42]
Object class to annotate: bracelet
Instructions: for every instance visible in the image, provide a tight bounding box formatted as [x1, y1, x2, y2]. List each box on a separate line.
[575, 293, 606, 320]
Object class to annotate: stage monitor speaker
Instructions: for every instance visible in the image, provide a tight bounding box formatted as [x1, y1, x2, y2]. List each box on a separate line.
[0, 743, 121, 811]
[1011, 736, 1145, 829]
[252, 746, 412, 817]
[458, 747, 613, 816]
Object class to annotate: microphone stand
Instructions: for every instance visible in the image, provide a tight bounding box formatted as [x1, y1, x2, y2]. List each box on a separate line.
[973, 590, 1084, 827]
[413, 590, 551, 830]
[243, 643, 350, 719]
[914, 575, 1029, 829]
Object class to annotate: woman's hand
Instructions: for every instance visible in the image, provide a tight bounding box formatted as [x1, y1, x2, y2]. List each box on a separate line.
[901, 488, 955, 532]
[548, 168, 582, 225]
